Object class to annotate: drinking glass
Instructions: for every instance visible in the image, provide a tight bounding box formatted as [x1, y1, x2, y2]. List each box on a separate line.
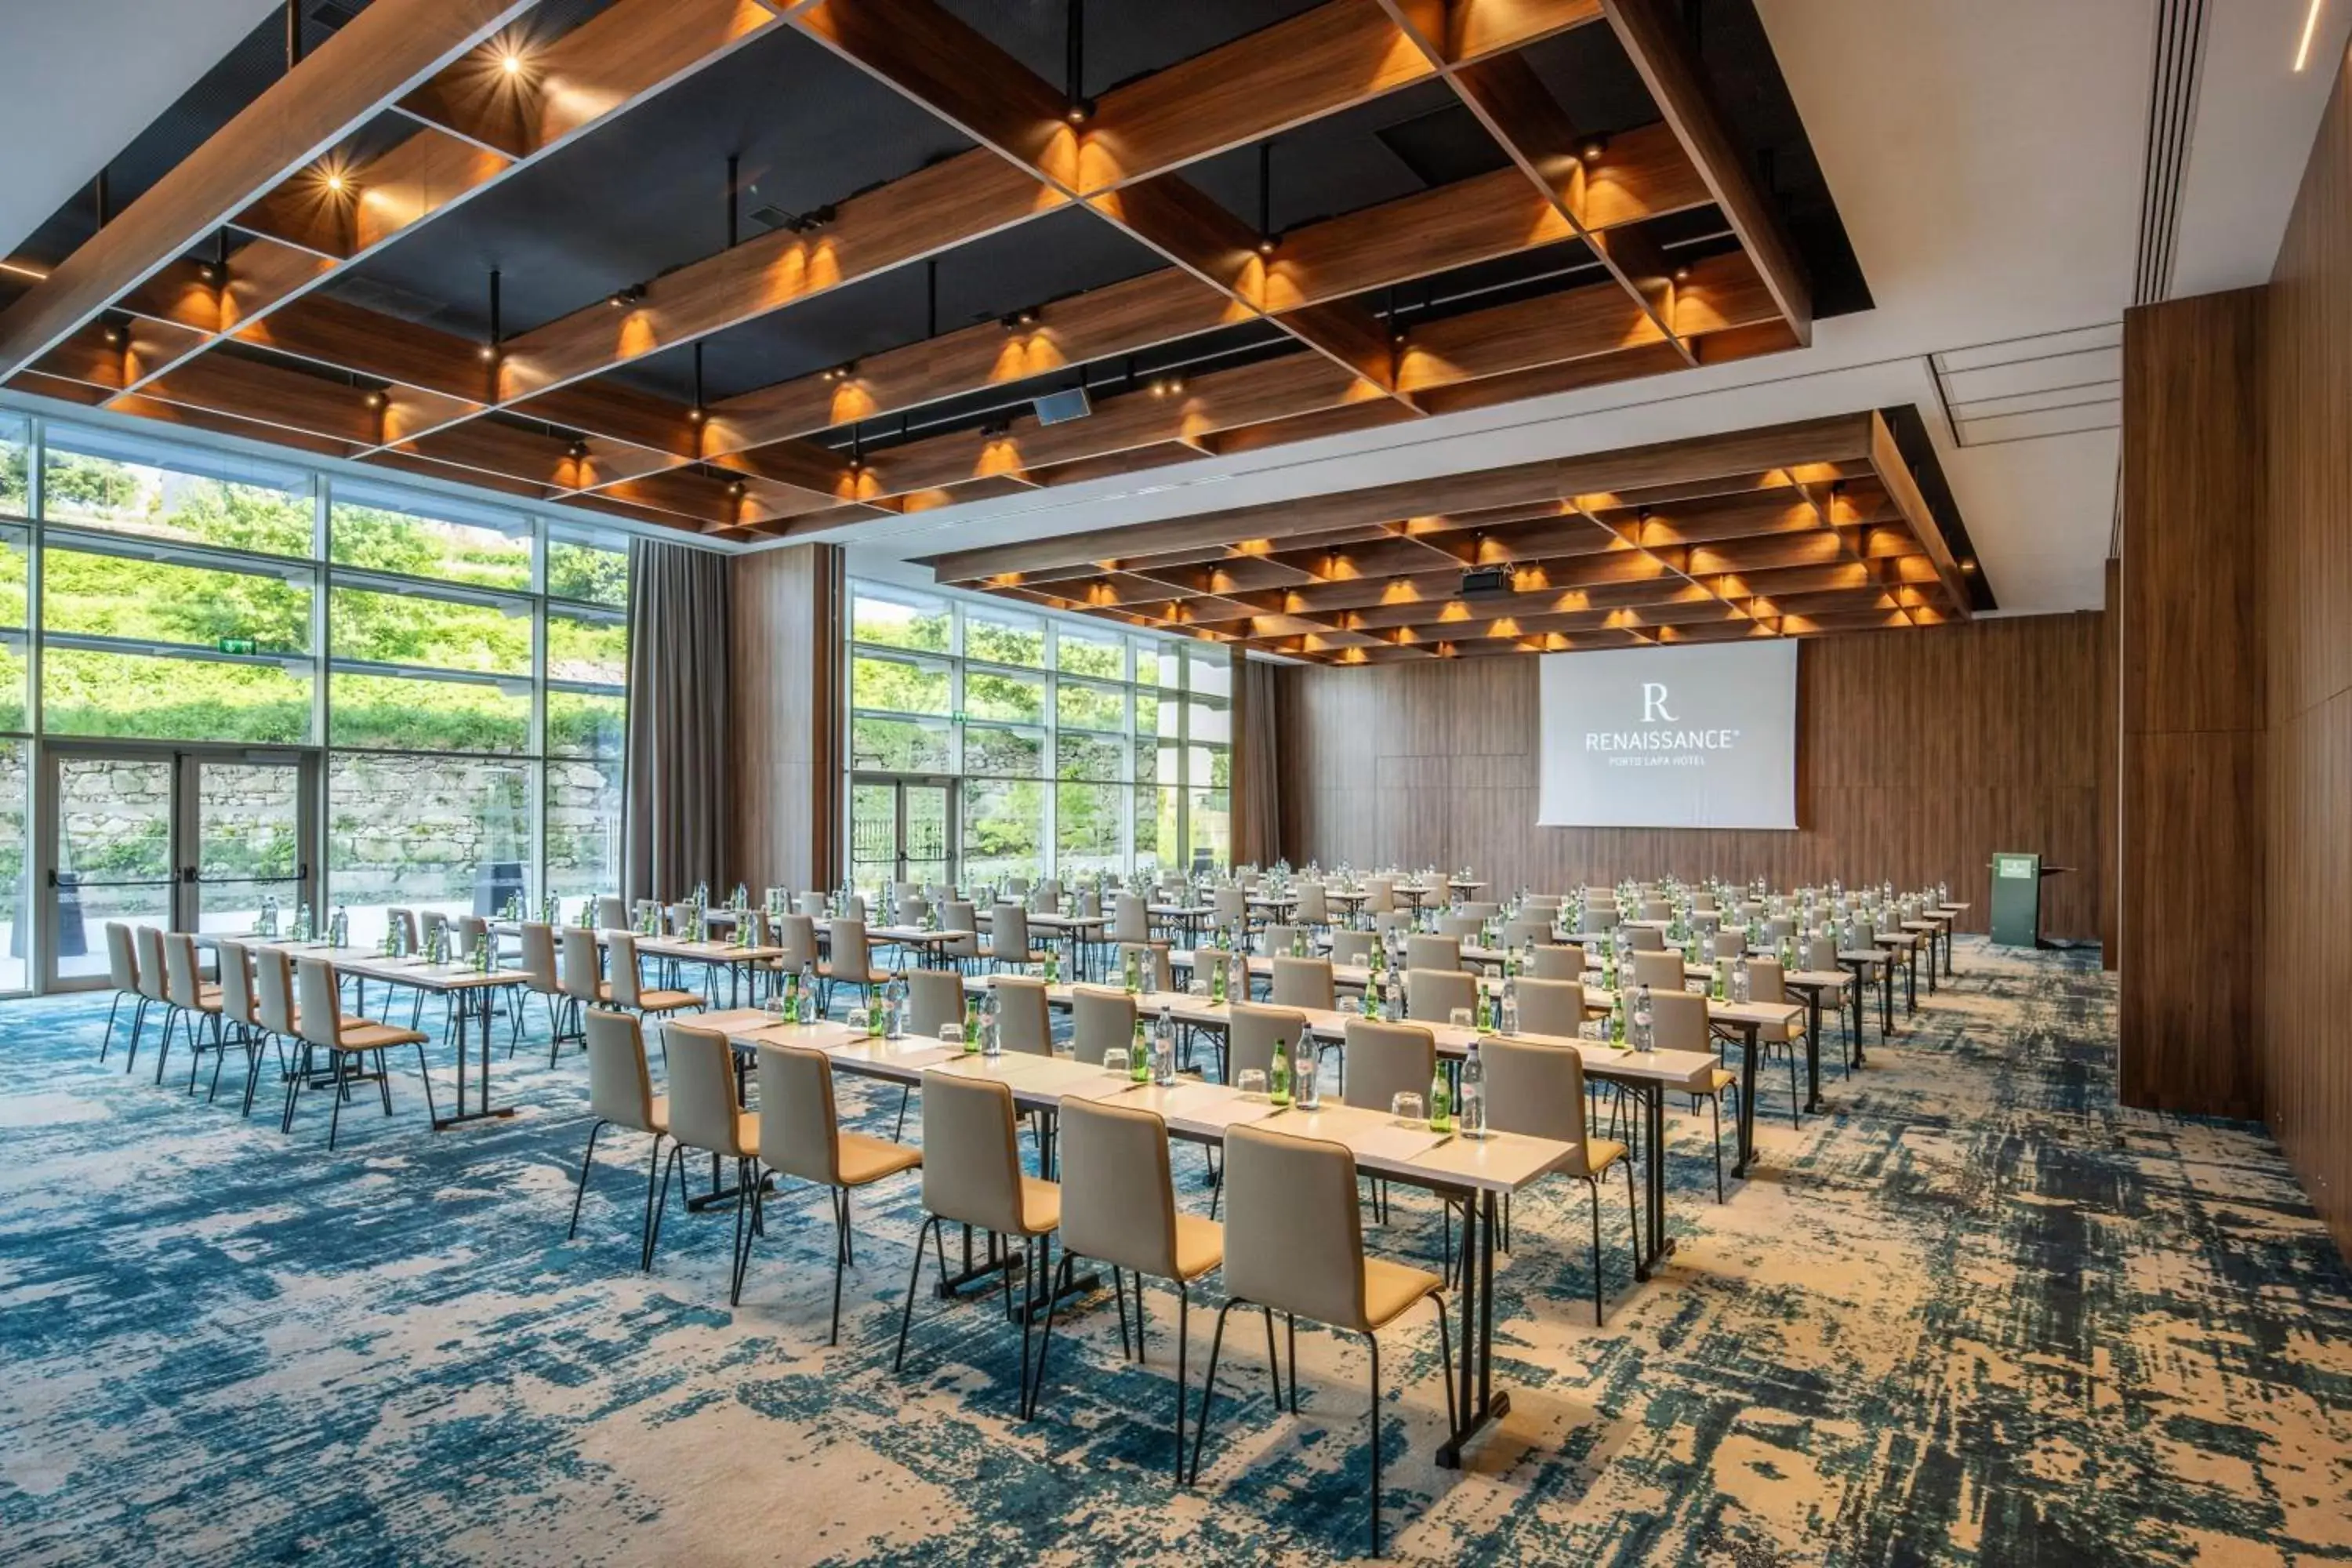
[1391, 1091, 1425, 1127]
[938, 1023, 961, 1048]
[1447, 1007, 1473, 1033]
[1338, 995, 1361, 1015]
[1102, 1046, 1131, 1078]
[846, 1006, 870, 1036]
[1236, 1068, 1269, 1100]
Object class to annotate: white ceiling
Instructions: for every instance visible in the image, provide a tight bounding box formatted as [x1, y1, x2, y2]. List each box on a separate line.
[836, 0, 2352, 619]
[0, 0, 278, 263]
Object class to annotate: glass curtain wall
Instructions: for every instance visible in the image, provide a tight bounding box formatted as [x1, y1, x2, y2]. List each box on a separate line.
[0, 408, 630, 985]
[847, 578, 1230, 889]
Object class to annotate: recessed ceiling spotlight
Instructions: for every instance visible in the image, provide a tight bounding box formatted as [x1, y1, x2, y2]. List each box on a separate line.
[365, 389, 387, 408]
[687, 405, 706, 423]
[499, 47, 526, 77]
[568, 439, 589, 460]
[1672, 264, 1691, 282]
[324, 170, 347, 194]
[1001, 308, 1039, 332]
[1256, 234, 1278, 256]
[1579, 134, 1609, 164]
[477, 343, 498, 361]
[729, 478, 746, 498]
[102, 324, 125, 347]
[1065, 97, 1094, 125]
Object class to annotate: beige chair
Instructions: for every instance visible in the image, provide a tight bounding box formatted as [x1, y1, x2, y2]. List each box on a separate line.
[1260, 922, 1304, 957]
[992, 976, 1054, 1055]
[387, 907, 421, 954]
[1069, 987, 1136, 1066]
[1405, 934, 1460, 973]
[1436, 913, 1483, 942]
[1212, 886, 1247, 928]
[895, 1071, 1062, 1414]
[662, 1021, 761, 1300]
[595, 895, 628, 930]
[514, 922, 564, 1059]
[1650, 987, 1736, 1200]
[1344, 1017, 1436, 1122]
[1228, 1002, 1306, 1088]
[1528, 943, 1586, 982]
[568, 1009, 672, 1271]
[1500, 916, 1551, 949]
[256, 946, 309, 1132]
[744, 1042, 923, 1341]
[100, 922, 141, 1064]
[906, 968, 966, 1038]
[796, 891, 830, 920]
[1405, 967, 1475, 1024]
[771, 913, 819, 987]
[1328, 930, 1375, 967]
[818, 919, 890, 1011]
[1710, 930, 1749, 963]
[939, 900, 983, 971]
[1514, 975, 1588, 1038]
[1033, 1095, 1224, 1454]
[1482, 1039, 1637, 1323]
[982, 905, 1050, 972]
[1582, 904, 1619, 933]
[1112, 893, 1167, 953]
[214, 938, 273, 1117]
[608, 931, 703, 1019]
[128, 926, 171, 1077]
[1734, 956, 1805, 1127]
[559, 925, 608, 1036]
[1692, 891, 1718, 912]
[1639, 898, 1671, 923]
[1269, 955, 1335, 1011]
[1626, 924, 1667, 953]
[1459, 901, 1501, 922]
[1363, 877, 1396, 914]
[1189, 1121, 1454, 1554]
[286, 956, 434, 1149]
[1631, 950, 1689, 993]
[161, 931, 227, 1095]
[1294, 884, 1330, 929]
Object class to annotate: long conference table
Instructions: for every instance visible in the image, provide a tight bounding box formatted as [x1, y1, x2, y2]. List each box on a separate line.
[691, 1007, 1607, 1471]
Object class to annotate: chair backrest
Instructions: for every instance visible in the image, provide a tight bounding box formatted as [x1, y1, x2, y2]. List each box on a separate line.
[606, 931, 647, 1007]
[774, 913, 817, 971]
[830, 918, 873, 976]
[898, 893, 931, 927]
[215, 939, 258, 1027]
[1212, 886, 1247, 923]
[662, 1021, 750, 1156]
[1329, 930, 1374, 966]
[1004, 875, 1030, 898]
[1710, 931, 1748, 961]
[1374, 909, 1414, 941]
[1583, 905, 1619, 932]
[990, 905, 1032, 958]
[1692, 891, 1717, 910]
[1482, 1037, 1590, 1145]
[1112, 892, 1152, 944]
[1500, 917, 1550, 949]
[1406, 934, 1461, 973]
[132, 927, 168, 1001]
[1258, 922, 1301, 956]
[560, 927, 604, 1002]
[1632, 950, 1686, 992]
[1345, 1016, 1436, 1112]
[596, 895, 627, 930]
[1515, 975, 1586, 1038]
[1294, 884, 1329, 925]
[104, 922, 138, 991]
[839, 895, 868, 924]
[1223, 1122, 1366, 1330]
[1765, 916, 1795, 942]
[1639, 898, 1671, 922]
[1802, 934, 1838, 973]
[902, 968, 962, 1037]
[1649, 987, 1710, 1051]
[1747, 955, 1787, 1004]
[757, 1041, 842, 1185]
[797, 891, 829, 920]
[1364, 877, 1396, 913]
[1116, 942, 1172, 992]
[1460, 901, 1501, 921]
[253, 946, 296, 1036]
[920, 1071, 1030, 1233]
[1069, 986, 1136, 1065]
[388, 908, 419, 952]
[293, 956, 343, 1048]
[162, 933, 205, 1008]
[1405, 967, 1475, 1023]
[1058, 1094, 1185, 1277]
[1270, 956, 1335, 1011]
[422, 910, 450, 950]
[1626, 925, 1666, 952]
[453, 915, 488, 957]
[941, 901, 981, 960]
[583, 1008, 659, 1133]
[518, 922, 557, 993]
[1528, 943, 1586, 982]
[1229, 1002, 1305, 1082]
[993, 976, 1053, 1054]
[1436, 913, 1483, 942]
[1737, 900, 1766, 922]
[664, 902, 693, 935]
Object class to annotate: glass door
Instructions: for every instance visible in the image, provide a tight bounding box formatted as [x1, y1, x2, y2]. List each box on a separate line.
[43, 745, 318, 989]
[850, 774, 956, 891]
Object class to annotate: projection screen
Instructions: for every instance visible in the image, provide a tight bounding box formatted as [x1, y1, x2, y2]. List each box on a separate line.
[1535, 641, 1798, 829]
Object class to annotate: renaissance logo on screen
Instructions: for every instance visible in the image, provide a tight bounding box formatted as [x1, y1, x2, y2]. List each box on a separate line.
[1537, 641, 1798, 829]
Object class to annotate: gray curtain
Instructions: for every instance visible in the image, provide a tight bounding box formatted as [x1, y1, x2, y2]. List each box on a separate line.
[1237, 655, 1283, 867]
[624, 539, 732, 904]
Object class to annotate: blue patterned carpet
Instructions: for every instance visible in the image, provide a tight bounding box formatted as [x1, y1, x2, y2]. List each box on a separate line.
[1, 942, 2347, 1566]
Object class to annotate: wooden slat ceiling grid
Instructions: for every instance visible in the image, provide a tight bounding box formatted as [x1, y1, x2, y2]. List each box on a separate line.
[0, 0, 1817, 540]
[923, 411, 1977, 661]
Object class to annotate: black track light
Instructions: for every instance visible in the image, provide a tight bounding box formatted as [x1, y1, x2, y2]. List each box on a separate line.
[608, 282, 646, 309]
[568, 439, 589, 461]
[1579, 134, 1609, 164]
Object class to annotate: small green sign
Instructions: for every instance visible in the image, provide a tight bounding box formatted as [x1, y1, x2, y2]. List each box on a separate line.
[1995, 855, 2036, 880]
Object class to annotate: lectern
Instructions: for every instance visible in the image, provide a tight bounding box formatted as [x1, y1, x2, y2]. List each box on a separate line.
[1989, 851, 2065, 947]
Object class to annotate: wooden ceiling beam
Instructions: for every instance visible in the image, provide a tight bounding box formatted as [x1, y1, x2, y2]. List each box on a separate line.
[129, 350, 480, 448]
[230, 292, 492, 404]
[1598, 0, 1811, 343]
[231, 124, 510, 263]
[0, 0, 539, 378]
[1867, 410, 1973, 618]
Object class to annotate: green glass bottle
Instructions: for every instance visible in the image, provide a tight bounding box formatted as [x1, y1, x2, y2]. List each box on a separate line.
[964, 996, 982, 1054]
[1210, 955, 1226, 1006]
[1130, 1019, 1152, 1083]
[1610, 993, 1627, 1046]
[1428, 1065, 1452, 1133]
[1269, 1035, 1292, 1106]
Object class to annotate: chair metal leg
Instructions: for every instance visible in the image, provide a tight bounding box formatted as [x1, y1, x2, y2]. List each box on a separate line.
[100, 993, 122, 1062]
[1711, 1092, 1726, 1203]
[568, 1119, 608, 1240]
[1025, 1250, 1074, 1422]
[1786, 1041, 1802, 1127]
[1367, 1332, 1383, 1558]
[1622, 1149, 1642, 1292]
[728, 1158, 754, 1307]
[1112, 1265, 1133, 1359]
[893, 1084, 912, 1142]
[895, 1215, 940, 1372]
[638, 1135, 666, 1270]
[1429, 1295, 1457, 1433]
[327, 1051, 348, 1151]
[647, 1143, 682, 1270]
[1186, 1298, 1242, 1485]
[1588, 1176, 1606, 1326]
[829, 1187, 851, 1345]
[123, 998, 148, 1074]
[413, 1042, 437, 1127]
[1261, 1305, 1283, 1405]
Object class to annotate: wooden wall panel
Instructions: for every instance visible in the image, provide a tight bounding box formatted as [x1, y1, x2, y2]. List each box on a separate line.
[2120, 288, 2266, 1120]
[730, 543, 842, 895]
[1276, 613, 2102, 938]
[2263, 52, 2352, 1254]
[2099, 555, 2119, 969]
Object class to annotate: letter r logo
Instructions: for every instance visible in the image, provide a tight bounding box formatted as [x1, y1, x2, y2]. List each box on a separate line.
[1642, 681, 1675, 723]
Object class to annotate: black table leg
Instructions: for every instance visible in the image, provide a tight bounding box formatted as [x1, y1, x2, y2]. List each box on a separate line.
[1732, 1022, 1760, 1178]
[432, 985, 516, 1130]
[1436, 1188, 1507, 1468]
[1641, 1082, 1670, 1276]
[1804, 988, 1823, 1114]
